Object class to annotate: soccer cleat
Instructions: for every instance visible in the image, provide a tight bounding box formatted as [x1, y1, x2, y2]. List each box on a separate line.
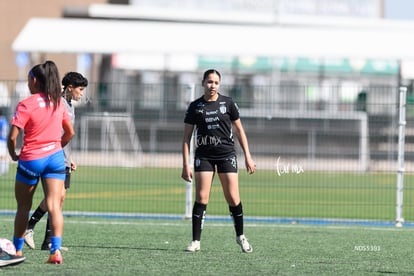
[41, 241, 51, 251]
[24, 229, 35, 249]
[15, 251, 22, 257]
[236, 235, 253, 253]
[46, 250, 62, 264]
[185, 240, 200, 252]
[0, 249, 25, 267]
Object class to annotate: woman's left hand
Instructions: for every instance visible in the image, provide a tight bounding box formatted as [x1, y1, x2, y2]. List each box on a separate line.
[245, 157, 256, 174]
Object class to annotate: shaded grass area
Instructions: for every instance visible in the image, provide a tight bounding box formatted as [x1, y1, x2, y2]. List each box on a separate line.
[1, 165, 413, 221]
[0, 216, 413, 275]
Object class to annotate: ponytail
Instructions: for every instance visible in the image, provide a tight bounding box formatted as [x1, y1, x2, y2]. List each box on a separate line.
[29, 60, 61, 110]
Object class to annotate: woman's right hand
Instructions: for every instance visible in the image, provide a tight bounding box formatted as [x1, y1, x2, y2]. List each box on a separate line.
[11, 153, 19, 162]
[181, 164, 192, 182]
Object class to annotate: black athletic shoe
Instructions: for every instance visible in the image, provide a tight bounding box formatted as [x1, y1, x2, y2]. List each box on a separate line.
[41, 240, 51, 251]
[0, 249, 25, 267]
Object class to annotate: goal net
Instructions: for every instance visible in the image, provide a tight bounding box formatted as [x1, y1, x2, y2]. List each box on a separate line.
[78, 112, 143, 167]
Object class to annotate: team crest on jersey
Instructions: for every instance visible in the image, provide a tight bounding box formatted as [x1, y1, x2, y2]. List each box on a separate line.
[219, 104, 226, 114]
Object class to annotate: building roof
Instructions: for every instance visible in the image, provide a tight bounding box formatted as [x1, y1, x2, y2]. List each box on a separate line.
[11, 17, 414, 60]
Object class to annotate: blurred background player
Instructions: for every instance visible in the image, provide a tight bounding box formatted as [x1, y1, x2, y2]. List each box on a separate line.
[24, 72, 88, 251]
[7, 61, 75, 264]
[0, 108, 9, 175]
[181, 69, 256, 253]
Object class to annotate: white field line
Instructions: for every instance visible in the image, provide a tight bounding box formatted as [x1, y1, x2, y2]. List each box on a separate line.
[0, 217, 403, 232]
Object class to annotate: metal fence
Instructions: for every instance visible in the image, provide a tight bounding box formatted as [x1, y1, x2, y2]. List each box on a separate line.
[37, 81, 413, 172]
[1, 80, 413, 223]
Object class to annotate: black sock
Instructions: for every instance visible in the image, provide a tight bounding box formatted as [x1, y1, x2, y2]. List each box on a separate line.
[43, 217, 52, 243]
[229, 202, 244, 236]
[27, 207, 47, 229]
[192, 202, 207, 241]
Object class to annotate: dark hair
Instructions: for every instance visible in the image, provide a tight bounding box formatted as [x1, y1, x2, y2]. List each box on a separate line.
[62, 72, 88, 90]
[29, 60, 61, 111]
[202, 69, 221, 83]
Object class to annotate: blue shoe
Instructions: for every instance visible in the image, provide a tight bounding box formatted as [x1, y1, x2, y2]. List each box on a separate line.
[0, 249, 25, 267]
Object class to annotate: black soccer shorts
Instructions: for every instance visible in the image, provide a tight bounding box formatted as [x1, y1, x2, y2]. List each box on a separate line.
[194, 156, 238, 173]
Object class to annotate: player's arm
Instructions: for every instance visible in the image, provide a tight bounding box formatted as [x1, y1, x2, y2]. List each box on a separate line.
[61, 120, 75, 148]
[7, 125, 20, 161]
[232, 119, 256, 174]
[182, 123, 194, 182]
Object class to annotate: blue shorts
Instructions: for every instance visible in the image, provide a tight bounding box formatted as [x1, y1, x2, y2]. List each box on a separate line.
[16, 150, 66, 185]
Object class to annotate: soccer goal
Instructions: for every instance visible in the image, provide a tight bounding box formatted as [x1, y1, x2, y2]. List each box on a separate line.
[79, 112, 143, 167]
[239, 108, 370, 172]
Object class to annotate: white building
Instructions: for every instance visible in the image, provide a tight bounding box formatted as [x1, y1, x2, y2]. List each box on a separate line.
[11, 0, 414, 115]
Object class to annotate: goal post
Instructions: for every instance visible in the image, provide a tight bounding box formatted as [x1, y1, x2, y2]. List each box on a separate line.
[396, 86, 407, 227]
[185, 84, 195, 219]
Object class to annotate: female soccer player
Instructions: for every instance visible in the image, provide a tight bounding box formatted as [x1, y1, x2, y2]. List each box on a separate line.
[182, 69, 256, 253]
[7, 61, 75, 264]
[24, 72, 88, 251]
[0, 108, 9, 174]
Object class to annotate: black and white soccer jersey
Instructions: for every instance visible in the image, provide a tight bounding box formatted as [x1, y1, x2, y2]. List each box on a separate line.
[184, 94, 240, 160]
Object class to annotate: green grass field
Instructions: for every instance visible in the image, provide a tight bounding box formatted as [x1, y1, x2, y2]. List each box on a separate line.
[1, 165, 413, 221]
[1, 165, 414, 274]
[1, 216, 413, 275]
